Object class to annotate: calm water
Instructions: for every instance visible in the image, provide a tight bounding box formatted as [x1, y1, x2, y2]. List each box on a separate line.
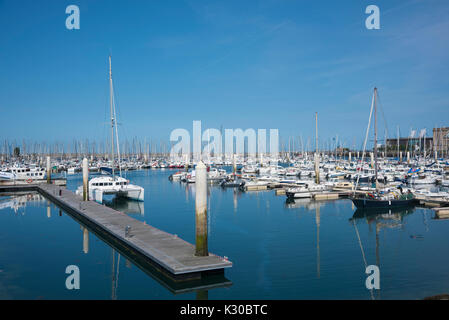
[1, 169, 448, 299]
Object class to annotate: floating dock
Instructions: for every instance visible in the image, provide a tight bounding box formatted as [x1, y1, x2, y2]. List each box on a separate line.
[415, 195, 449, 208]
[0, 178, 66, 187]
[434, 207, 449, 219]
[0, 183, 232, 282]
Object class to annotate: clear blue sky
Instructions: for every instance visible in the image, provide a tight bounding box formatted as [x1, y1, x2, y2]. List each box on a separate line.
[0, 0, 448, 150]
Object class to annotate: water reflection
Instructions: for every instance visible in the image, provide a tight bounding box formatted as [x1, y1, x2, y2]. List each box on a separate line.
[350, 205, 416, 300]
[315, 205, 320, 279]
[0, 193, 46, 214]
[76, 204, 232, 298]
[3, 169, 448, 299]
[284, 197, 322, 210]
[0, 191, 231, 299]
[351, 206, 415, 224]
[104, 197, 144, 216]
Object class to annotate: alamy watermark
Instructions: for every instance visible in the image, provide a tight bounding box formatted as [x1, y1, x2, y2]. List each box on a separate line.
[169, 121, 279, 163]
[365, 265, 380, 290]
[365, 5, 380, 30]
[65, 5, 80, 30]
[65, 265, 80, 290]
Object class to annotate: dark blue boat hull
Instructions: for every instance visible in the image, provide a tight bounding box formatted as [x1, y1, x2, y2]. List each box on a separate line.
[351, 197, 415, 209]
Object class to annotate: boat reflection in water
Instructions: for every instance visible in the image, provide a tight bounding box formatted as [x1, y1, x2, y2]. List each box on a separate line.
[351, 205, 416, 223]
[0, 192, 46, 214]
[285, 197, 322, 210]
[103, 197, 145, 216]
[284, 197, 322, 279]
[350, 205, 416, 300]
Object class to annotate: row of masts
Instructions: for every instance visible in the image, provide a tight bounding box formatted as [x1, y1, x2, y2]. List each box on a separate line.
[1, 138, 447, 160]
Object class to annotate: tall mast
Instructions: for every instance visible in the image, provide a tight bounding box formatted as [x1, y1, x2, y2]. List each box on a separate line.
[109, 56, 115, 178]
[374, 87, 378, 189]
[397, 126, 400, 160]
[315, 112, 318, 153]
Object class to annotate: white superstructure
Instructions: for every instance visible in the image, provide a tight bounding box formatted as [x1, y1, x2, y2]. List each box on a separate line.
[0, 167, 46, 181]
[76, 176, 144, 203]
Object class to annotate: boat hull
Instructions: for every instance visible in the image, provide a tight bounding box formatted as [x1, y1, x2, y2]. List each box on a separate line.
[351, 197, 415, 209]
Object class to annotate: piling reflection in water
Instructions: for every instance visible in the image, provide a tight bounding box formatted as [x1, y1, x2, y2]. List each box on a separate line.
[82, 227, 89, 254]
[74, 199, 231, 297]
[315, 205, 320, 279]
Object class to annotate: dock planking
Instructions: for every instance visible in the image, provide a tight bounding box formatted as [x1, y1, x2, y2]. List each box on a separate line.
[1, 183, 232, 281]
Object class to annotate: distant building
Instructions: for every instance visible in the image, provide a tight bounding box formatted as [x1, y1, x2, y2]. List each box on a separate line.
[386, 137, 432, 151]
[433, 127, 449, 153]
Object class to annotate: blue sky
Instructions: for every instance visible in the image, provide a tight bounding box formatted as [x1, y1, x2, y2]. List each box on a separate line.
[0, 0, 448, 150]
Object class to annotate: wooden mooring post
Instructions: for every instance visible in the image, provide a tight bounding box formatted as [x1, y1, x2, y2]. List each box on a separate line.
[82, 158, 89, 201]
[46, 156, 51, 184]
[195, 161, 208, 257]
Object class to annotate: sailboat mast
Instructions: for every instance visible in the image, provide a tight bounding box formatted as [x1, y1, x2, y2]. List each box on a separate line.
[374, 87, 378, 188]
[109, 56, 115, 178]
[397, 126, 400, 160]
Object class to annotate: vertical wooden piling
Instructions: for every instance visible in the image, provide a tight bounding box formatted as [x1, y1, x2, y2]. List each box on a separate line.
[83, 227, 89, 254]
[400, 151, 403, 162]
[348, 152, 351, 162]
[233, 154, 237, 178]
[195, 161, 208, 257]
[407, 151, 410, 164]
[82, 157, 89, 201]
[46, 156, 51, 184]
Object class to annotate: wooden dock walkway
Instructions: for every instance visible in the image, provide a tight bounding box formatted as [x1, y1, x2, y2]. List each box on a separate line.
[0, 183, 232, 282]
[0, 178, 66, 187]
[415, 195, 449, 208]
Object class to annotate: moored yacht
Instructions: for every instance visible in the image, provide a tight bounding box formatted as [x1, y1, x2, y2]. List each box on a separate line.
[76, 56, 144, 203]
[350, 88, 415, 209]
[77, 175, 144, 203]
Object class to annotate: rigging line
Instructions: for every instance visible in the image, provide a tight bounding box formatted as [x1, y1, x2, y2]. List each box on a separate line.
[353, 90, 375, 195]
[376, 91, 390, 142]
[111, 81, 122, 177]
[353, 221, 368, 267]
[353, 219, 375, 300]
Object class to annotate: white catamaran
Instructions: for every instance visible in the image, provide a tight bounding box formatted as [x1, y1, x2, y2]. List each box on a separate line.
[76, 56, 144, 203]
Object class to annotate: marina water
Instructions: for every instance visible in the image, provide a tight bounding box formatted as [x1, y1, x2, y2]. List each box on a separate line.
[1, 169, 448, 299]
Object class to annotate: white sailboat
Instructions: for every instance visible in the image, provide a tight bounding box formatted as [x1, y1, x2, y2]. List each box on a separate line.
[76, 56, 144, 203]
